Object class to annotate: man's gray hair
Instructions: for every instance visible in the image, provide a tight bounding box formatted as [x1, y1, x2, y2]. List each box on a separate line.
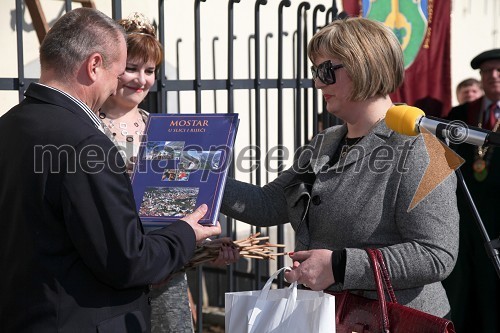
[40, 7, 126, 78]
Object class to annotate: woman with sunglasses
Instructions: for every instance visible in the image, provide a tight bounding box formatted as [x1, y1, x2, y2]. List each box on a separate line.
[221, 17, 458, 318]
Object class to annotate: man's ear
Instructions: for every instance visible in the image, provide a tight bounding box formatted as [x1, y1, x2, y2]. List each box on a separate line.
[86, 52, 104, 82]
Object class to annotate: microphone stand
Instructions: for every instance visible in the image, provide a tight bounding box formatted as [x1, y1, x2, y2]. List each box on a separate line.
[436, 123, 500, 280]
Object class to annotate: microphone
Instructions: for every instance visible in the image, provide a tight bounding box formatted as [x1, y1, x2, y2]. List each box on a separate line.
[385, 105, 500, 147]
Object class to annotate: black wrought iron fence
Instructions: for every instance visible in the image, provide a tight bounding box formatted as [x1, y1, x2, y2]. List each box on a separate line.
[3, 1, 346, 331]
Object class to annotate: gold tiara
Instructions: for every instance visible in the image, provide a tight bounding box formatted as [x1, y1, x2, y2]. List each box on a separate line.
[122, 12, 156, 37]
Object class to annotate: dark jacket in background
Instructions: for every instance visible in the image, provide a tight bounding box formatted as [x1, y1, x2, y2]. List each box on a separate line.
[444, 96, 500, 333]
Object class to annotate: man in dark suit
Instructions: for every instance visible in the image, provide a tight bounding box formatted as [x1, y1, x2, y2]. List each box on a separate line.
[444, 49, 500, 332]
[0, 8, 221, 333]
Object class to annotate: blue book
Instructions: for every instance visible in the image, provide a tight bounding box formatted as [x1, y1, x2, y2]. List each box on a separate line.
[131, 113, 239, 226]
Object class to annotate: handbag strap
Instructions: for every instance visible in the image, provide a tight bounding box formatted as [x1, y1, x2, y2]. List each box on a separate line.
[366, 249, 456, 333]
[371, 249, 397, 303]
[367, 248, 391, 333]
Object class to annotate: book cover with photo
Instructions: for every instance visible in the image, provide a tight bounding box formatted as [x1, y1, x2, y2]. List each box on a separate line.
[131, 113, 239, 226]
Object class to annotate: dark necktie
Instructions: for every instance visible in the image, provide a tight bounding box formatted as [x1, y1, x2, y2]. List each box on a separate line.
[486, 102, 498, 130]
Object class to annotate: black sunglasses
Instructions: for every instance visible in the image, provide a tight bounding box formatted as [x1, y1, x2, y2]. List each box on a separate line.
[310, 60, 344, 85]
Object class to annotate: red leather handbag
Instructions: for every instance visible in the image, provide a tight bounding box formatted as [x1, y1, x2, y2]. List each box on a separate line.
[329, 249, 455, 333]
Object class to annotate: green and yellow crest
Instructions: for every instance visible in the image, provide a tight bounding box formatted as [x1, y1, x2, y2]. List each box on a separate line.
[363, 0, 429, 69]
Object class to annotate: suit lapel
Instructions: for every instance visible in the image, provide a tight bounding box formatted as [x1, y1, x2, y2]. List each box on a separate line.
[466, 97, 484, 125]
[309, 125, 347, 174]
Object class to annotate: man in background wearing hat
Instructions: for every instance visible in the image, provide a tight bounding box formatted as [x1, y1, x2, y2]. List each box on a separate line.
[444, 49, 500, 332]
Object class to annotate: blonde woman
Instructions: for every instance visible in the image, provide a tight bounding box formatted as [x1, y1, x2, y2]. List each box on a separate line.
[222, 17, 458, 318]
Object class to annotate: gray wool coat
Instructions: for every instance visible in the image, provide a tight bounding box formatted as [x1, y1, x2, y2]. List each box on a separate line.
[221, 121, 459, 317]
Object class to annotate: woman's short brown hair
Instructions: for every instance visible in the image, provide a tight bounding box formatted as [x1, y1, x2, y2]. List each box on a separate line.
[308, 17, 404, 101]
[118, 13, 163, 69]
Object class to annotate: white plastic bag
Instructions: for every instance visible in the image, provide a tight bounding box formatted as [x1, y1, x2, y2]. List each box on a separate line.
[225, 267, 336, 333]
